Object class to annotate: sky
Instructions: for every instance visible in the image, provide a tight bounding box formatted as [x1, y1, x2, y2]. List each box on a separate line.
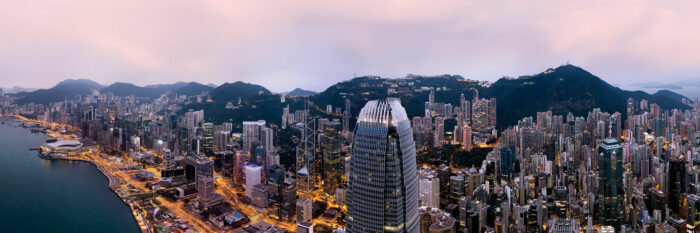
[1, 1, 700, 98]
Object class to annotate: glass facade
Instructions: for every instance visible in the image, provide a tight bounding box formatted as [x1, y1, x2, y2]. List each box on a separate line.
[597, 138, 623, 229]
[346, 98, 419, 233]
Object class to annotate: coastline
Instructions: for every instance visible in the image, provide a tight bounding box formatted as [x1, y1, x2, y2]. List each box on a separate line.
[37, 150, 150, 233]
[37, 145, 151, 233]
[1, 115, 149, 233]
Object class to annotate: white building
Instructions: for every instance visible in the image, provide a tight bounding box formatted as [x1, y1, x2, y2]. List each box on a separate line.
[245, 164, 262, 197]
[242, 120, 266, 153]
[297, 221, 313, 233]
[419, 175, 440, 208]
[297, 197, 313, 223]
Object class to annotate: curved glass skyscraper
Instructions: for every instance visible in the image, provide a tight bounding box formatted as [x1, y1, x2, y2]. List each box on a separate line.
[346, 98, 419, 233]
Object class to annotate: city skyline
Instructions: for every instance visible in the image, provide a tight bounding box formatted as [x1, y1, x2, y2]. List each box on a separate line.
[2, 1, 700, 97]
[3, 1, 700, 233]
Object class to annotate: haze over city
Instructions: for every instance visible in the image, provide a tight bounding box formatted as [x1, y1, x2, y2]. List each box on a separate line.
[2, 1, 700, 97]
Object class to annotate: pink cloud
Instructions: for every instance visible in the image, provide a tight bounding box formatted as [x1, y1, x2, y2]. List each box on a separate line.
[0, 0, 699, 95]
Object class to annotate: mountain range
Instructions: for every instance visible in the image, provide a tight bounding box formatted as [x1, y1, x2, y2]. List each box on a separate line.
[285, 88, 316, 97]
[9, 65, 695, 128]
[12, 80, 219, 104]
[1, 86, 37, 94]
[14, 79, 103, 105]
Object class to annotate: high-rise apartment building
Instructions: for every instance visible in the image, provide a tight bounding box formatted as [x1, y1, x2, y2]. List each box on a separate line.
[242, 120, 266, 154]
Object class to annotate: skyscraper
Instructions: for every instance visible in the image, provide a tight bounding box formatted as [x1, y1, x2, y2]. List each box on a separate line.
[202, 122, 214, 155]
[669, 156, 687, 216]
[418, 175, 440, 208]
[321, 121, 343, 195]
[242, 120, 266, 154]
[296, 104, 316, 197]
[598, 135, 623, 230]
[245, 164, 262, 198]
[297, 197, 313, 223]
[346, 98, 419, 233]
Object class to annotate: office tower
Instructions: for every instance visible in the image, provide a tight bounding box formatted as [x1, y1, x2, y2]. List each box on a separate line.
[321, 121, 343, 195]
[466, 167, 480, 197]
[458, 197, 469, 229]
[598, 134, 623, 230]
[197, 175, 215, 202]
[418, 174, 440, 208]
[297, 197, 313, 223]
[686, 194, 700, 227]
[450, 175, 465, 202]
[669, 156, 687, 216]
[242, 120, 266, 154]
[187, 154, 222, 207]
[267, 164, 285, 199]
[186, 154, 214, 184]
[245, 164, 262, 197]
[268, 165, 297, 221]
[297, 104, 316, 197]
[346, 98, 419, 233]
[551, 219, 580, 233]
[297, 221, 314, 233]
[336, 187, 346, 206]
[266, 152, 280, 168]
[249, 183, 269, 208]
[202, 122, 214, 155]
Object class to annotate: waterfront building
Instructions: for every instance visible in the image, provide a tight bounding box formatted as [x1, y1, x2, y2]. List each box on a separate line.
[346, 98, 419, 233]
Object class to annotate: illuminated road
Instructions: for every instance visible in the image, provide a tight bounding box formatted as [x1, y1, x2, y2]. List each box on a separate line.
[5, 113, 329, 232]
[213, 172, 297, 232]
[78, 151, 218, 233]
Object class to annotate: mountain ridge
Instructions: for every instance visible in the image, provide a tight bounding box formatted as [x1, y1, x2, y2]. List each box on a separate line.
[286, 88, 315, 97]
[10, 65, 693, 129]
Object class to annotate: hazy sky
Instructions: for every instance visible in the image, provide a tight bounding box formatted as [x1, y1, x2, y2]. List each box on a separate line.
[1, 1, 700, 97]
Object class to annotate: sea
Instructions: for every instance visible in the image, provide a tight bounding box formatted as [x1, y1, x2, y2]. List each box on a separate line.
[0, 118, 140, 233]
